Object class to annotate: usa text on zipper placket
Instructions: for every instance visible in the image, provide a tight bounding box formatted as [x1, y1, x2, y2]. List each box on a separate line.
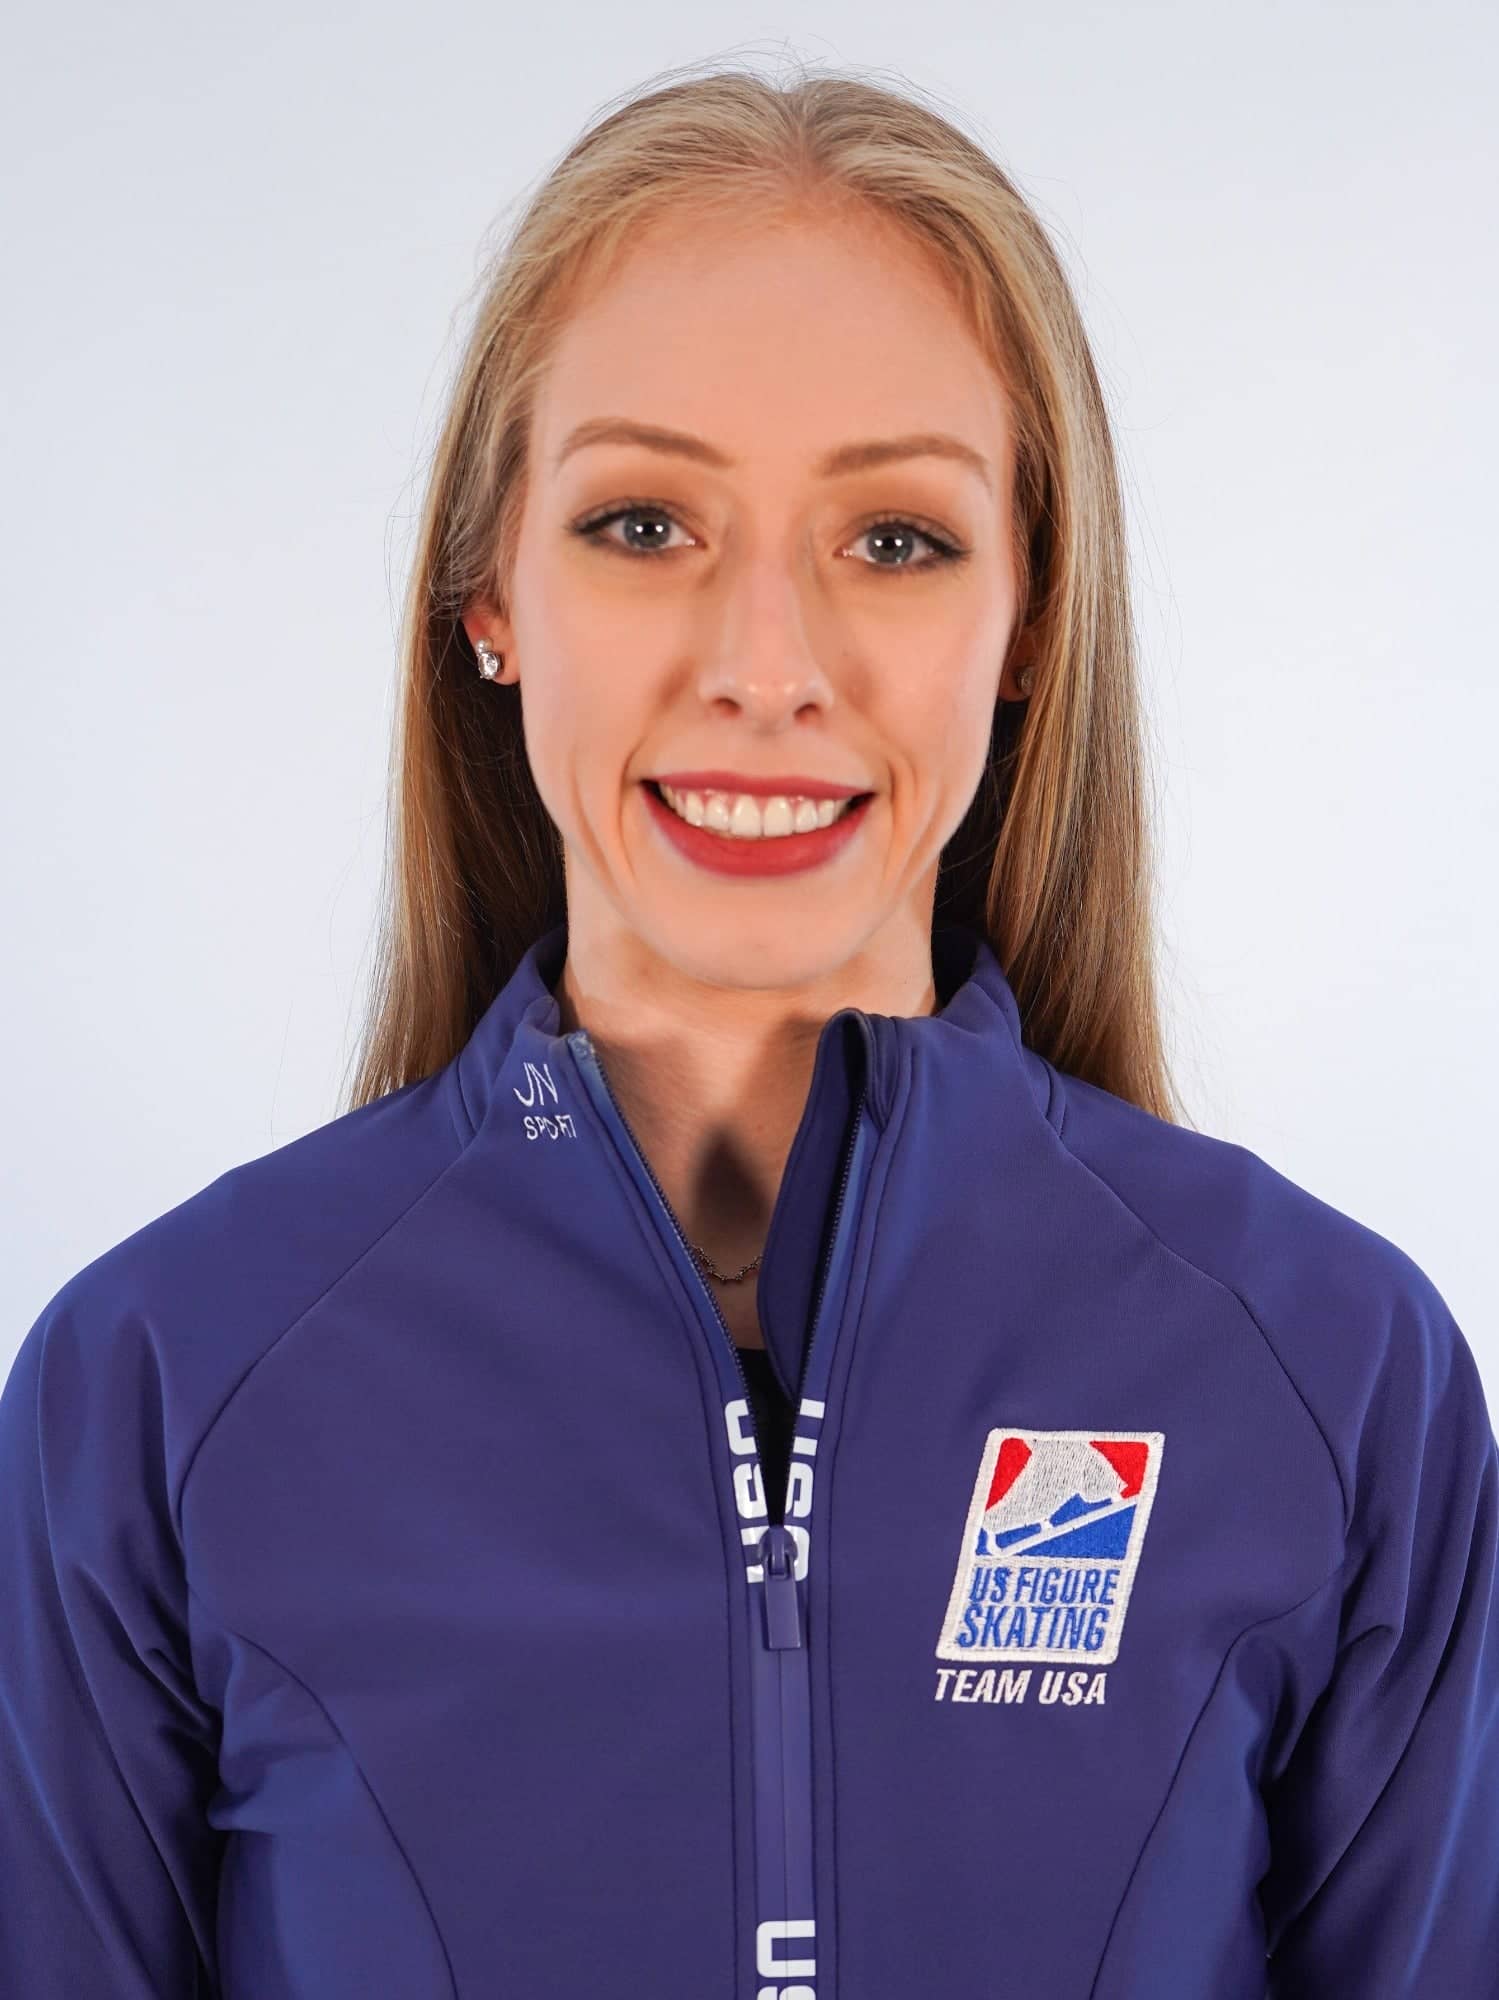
[567, 1025, 882, 2000]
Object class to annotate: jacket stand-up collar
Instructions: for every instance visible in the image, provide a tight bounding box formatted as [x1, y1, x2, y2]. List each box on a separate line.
[454, 919, 1052, 1401]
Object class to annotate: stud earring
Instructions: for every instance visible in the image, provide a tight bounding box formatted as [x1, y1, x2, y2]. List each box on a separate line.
[476, 639, 503, 680]
[1018, 667, 1034, 695]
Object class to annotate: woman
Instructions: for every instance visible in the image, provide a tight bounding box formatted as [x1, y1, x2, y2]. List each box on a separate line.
[2, 61, 1495, 2000]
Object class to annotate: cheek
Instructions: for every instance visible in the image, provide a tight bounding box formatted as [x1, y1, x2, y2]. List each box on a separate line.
[509, 553, 636, 738]
[505, 546, 661, 828]
[884, 650, 1000, 796]
[518, 654, 644, 821]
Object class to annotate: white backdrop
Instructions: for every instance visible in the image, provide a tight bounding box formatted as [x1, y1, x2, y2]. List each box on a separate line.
[3, 4, 1494, 1407]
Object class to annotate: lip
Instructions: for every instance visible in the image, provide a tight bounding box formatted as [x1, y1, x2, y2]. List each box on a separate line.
[649, 770, 870, 801]
[640, 778, 875, 879]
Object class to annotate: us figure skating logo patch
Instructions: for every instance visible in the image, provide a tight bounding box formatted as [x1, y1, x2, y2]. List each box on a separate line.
[936, 1428, 1165, 1666]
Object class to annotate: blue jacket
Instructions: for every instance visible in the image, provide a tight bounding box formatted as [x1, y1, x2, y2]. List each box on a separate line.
[2, 920, 1496, 1998]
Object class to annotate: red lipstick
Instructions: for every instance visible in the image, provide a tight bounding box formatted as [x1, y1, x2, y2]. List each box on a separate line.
[650, 770, 867, 800]
[640, 779, 875, 879]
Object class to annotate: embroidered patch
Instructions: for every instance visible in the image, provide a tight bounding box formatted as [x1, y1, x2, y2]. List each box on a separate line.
[935, 1428, 1165, 1666]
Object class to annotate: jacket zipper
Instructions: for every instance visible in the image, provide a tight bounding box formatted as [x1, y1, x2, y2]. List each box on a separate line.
[567, 1024, 880, 2000]
[566, 1027, 763, 1455]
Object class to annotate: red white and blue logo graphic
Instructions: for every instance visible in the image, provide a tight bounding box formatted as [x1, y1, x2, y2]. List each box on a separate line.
[936, 1427, 1165, 1666]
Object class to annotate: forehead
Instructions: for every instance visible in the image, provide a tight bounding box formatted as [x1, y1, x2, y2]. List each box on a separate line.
[532, 207, 1014, 482]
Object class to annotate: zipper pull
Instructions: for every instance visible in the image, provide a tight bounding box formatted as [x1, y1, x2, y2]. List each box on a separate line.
[759, 1526, 803, 1650]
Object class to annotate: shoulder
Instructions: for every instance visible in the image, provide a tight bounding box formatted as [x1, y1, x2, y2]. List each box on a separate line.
[6, 1066, 466, 1513]
[1045, 1066, 1489, 1530]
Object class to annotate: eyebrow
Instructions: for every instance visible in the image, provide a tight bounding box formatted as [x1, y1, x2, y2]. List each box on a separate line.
[553, 417, 994, 494]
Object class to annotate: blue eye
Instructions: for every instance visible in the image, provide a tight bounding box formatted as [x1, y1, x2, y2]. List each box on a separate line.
[571, 502, 689, 559]
[852, 519, 966, 573]
[570, 501, 968, 575]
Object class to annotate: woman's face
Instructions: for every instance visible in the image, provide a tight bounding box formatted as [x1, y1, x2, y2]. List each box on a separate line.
[465, 203, 1029, 996]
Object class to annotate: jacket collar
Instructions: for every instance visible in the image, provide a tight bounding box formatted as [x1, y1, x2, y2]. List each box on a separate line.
[453, 918, 1051, 1397]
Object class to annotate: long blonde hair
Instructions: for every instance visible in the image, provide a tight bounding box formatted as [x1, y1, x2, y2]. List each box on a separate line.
[344, 55, 1184, 1125]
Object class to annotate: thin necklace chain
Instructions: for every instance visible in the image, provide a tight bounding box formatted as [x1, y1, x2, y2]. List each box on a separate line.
[689, 1244, 763, 1284]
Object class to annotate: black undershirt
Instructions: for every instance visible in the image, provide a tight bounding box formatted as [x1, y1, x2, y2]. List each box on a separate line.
[734, 1343, 796, 1525]
[725, 933, 973, 1528]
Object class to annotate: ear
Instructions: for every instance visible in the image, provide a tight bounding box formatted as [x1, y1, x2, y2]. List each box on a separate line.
[997, 627, 1036, 704]
[459, 595, 519, 682]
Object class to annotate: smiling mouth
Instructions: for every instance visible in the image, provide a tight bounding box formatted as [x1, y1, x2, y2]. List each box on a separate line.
[645, 779, 874, 841]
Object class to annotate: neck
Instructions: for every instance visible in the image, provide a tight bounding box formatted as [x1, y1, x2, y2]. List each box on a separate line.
[551, 902, 938, 1280]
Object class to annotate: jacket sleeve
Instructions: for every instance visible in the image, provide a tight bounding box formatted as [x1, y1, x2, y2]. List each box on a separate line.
[1259, 1274, 1499, 1996]
[0, 1276, 224, 1995]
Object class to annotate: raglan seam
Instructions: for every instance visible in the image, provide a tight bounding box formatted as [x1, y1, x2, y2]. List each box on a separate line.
[447, 1044, 480, 1144]
[1085, 1554, 1346, 1999]
[172, 1131, 472, 1544]
[29, 1350, 209, 1981]
[1049, 1073, 1352, 1542]
[28, 1344, 183, 1968]
[1262, 1405, 1499, 1962]
[183, 1582, 460, 2000]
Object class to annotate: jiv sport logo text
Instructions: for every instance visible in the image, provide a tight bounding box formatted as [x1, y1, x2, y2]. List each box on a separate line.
[934, 1427, 1165, 1707]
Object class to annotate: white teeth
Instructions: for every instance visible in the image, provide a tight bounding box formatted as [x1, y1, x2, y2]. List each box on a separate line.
[657, 784, 859, 840]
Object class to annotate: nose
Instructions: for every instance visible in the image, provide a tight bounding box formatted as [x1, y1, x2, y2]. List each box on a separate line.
[695, 654, 835, 726]
[693, 573, 837, 727]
